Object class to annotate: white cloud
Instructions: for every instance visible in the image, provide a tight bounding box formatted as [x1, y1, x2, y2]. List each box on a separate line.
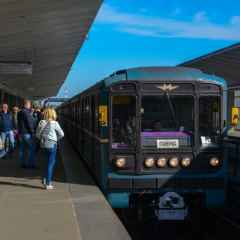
[231, 16, 240, 25]
[97, 4, 240, 41]
[119, 27, 160, 37]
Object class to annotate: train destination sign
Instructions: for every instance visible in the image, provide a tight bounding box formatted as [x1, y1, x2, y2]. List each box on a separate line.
[157, 139, 179, 149]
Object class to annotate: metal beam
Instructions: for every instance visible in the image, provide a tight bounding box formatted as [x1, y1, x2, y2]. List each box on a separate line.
[43, 97, 70, 106]
[0, 62, 32, 75]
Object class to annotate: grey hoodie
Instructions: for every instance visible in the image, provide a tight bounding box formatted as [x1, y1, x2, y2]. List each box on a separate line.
[36, 120, 64, 142]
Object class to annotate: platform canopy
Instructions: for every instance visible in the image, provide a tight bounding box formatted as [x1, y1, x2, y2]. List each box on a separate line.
[0, 0, 102, 99]
[180, 43, 240, 90]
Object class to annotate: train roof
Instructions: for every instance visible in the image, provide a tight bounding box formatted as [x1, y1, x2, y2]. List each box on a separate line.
[104, 67, 227, 88]
[64, 67, 227, 104]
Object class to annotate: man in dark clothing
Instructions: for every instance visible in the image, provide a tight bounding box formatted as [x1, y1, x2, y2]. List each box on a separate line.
[0, 103, 15, 152]
[34, 108, 42, 126]
[18, 100, 36, 168]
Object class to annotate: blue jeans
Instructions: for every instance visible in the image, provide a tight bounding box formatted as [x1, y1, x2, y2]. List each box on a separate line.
[45, 144, 57, 185]
[19, 134, 36, 167]
[1, 131, 15, 151]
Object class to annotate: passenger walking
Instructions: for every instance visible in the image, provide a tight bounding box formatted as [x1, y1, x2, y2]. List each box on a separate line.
[18, 100, 36, 168]
[0, 103, 15, 153]
[36, 108, 64, 190]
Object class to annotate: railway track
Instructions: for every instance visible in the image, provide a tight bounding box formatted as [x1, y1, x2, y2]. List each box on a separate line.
[117, 208, 240, 240]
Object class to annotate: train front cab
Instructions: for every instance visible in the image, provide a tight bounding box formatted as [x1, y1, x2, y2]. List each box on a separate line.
[106, 80, 227, 218]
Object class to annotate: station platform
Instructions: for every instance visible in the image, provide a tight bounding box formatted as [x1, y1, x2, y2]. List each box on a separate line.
[0, 139, 130, 240]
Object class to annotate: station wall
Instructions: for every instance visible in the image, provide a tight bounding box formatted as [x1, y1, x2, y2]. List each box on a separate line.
[0, 89, 23, 108]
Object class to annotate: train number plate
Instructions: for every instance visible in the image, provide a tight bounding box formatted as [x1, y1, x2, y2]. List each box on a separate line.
[157, 139, 179, 149]
[156, 209, 187, 220]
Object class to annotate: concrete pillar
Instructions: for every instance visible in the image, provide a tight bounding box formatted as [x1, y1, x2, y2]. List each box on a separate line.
[0, 90, 4, 103]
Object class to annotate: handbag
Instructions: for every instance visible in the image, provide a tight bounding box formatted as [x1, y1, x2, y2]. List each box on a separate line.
[0, 135, 4, 151]
[40, 137, 56, 149]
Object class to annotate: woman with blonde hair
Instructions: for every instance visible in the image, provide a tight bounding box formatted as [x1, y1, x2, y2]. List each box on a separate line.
[36, 108, 64, 190]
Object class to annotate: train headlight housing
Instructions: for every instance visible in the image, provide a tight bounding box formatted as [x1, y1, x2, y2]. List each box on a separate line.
[209, 157, 220, 167]
[115, 157, 126, 168]
[157, 157, 167, 168]
[144, 158, 155, 168]
[169, 157, 179, 168]
[181, 157, 192, 168]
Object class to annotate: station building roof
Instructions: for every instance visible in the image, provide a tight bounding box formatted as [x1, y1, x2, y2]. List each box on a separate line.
[0, 0, 102, 99]
[180, 43, 240, 90]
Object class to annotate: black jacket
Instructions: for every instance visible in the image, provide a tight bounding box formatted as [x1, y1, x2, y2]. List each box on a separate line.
[0, 112, 14, 132]
[17, 108, 35, 135]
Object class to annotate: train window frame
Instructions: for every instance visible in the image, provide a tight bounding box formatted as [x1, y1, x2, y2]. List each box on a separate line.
[140, 93, 195, 149]
[110, 94, 137, 150]
[95, 94, 100, 135]
[90, 95, 96, 132]
[199, 95, 222, 147]
[141, 82, 195, 94]
[111, 83, 136, 92]
[199, 83, 221, 93]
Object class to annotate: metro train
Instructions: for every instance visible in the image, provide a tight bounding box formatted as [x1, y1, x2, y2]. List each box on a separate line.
[58, 67, 228, 220]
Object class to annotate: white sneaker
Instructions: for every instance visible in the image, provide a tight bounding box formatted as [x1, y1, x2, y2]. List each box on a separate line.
[42, 178, 46, 185]
[46, 184, 55, 190]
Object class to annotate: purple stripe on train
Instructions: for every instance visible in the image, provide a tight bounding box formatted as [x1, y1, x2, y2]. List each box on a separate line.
[141, 131, 190, 137]
[112, 143, 129, 149]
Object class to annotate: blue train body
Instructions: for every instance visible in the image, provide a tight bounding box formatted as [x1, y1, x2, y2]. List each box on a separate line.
[59, 67, 227, 220]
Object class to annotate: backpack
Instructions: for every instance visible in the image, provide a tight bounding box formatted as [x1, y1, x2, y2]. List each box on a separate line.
[37, 121, 56, 149]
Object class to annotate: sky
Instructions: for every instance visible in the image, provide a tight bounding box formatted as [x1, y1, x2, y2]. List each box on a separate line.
[58, 0, 240, 97]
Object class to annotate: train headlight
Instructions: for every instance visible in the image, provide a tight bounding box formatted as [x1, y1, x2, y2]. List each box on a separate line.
[169, 157, 179, 168]
[209, 157, 220, 167]
[157, 157, 167, 168]
[181, 157, 192, 167]
[144, 158, 155, 168]
[115, 158, 126, 168]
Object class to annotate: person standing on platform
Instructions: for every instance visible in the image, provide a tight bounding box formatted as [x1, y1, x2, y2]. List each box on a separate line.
[12, 106, 19, 130]
[12, 106, 19, 141]
[36, 108, 64, 190]
[18, 100, 36, 168]
[33, 108, 43, 153]
[0, 103, 15, 153]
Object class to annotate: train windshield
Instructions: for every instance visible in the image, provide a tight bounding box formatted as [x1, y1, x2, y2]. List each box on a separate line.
[141, 95, 194, 149]
[112, 96, 136, 149]
[199, 96, 221, 146]
[141, 95, 194, 132]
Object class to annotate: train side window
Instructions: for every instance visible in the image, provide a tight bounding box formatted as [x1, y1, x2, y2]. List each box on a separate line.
[86, 97, 90, 130]
[81, 99, 85, 128]
[91, 95, 96, 132]
[78, 100, 80, 123]
[95, 95, 100, 135]
[111, 95, 136, 149]
[82, 98, 86, 128]
[199, 96, 221, 146]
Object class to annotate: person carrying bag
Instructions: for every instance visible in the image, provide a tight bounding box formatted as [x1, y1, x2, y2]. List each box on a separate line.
[36, 108, 64, 190]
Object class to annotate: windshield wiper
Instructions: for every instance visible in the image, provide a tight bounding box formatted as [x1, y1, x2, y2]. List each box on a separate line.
[166, 92, 179, 130]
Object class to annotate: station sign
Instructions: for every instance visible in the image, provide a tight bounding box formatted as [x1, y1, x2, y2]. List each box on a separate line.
[99, 105, 108, 127]
[232, 107, 239, 125]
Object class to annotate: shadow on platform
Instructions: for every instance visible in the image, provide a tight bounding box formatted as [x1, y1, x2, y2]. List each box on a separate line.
[0, 140, 96, 190]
